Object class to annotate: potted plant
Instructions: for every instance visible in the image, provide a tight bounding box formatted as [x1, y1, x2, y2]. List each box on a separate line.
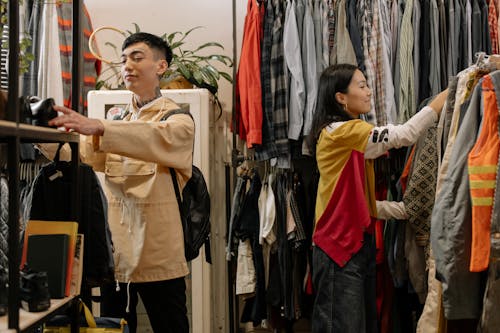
[92, 24, 233, 100]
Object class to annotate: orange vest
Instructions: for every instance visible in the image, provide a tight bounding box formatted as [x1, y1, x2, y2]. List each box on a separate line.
[468, 75, 500, 272]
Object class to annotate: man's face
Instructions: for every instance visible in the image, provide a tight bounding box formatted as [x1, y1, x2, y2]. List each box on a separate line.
[120, 42, 167, 96]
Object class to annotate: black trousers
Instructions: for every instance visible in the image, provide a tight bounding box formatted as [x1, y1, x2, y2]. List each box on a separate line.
[100, 277, 188, 333]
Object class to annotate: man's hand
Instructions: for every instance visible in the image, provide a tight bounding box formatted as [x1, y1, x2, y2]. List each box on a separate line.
[49, 105, 104, 136]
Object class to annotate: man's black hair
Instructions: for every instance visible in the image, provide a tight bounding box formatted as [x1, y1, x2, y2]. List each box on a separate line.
[122, 32, 173, 65]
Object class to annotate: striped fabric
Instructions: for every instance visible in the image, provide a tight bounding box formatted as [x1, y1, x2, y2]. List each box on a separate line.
[398, 0, 415, 123]
[0, 25, 8, 90]
[56, 2, 99, 114]
[467, 74, 500, 272]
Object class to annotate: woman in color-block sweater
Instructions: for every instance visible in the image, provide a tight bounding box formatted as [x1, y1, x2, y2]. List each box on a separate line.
[308, 64, 448, 333]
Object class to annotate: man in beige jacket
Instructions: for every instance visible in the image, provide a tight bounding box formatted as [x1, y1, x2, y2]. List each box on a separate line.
[50, 32, 194, 333]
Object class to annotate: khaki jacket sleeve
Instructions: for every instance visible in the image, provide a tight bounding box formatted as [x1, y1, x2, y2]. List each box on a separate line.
[79, 135, 106, 172]
[97, 113, 195, 171]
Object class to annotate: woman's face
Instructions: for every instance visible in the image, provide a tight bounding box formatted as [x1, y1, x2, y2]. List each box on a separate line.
[336, 69, 372, 118]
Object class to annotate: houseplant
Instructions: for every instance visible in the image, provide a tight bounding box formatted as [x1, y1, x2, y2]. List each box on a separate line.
[92, 24, 233, 99]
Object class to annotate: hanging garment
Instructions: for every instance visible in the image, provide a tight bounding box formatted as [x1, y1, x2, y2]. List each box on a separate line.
[477, 261, 500, 332]
[256, 0, 279, 161]
[56, 2, 100, 113]
[330, 0, 356, 66]
[236, 239, 256, 295]
[235, 0, 265, 148]
[284, 0, 306, 140]
[37, 2, 64, 105]
[478, 140, 500, 332]
[0, 174, 7, 270]
[377, 0, 397, 124]
[479, 0, 492, 54]
[468, 73, 500, 272]
[487, 0, 498, 54]
[398, 0, 415, 123]
[431, 81, 484, 320]
[320, 0, 329, 70]
[346, 0, 365, 72]
[22, 0, 42, 95]
[403, 122, 438, 251]
[438, 0, 448, 89]
[419, 0, 432, 103]
[448, 0, 458, 77]
[258, 172, 277, 288]
[271, 0, 290, 157]
[237, 172, 267, 326]
[226, 176, 248, 261]
[362, 0, 381, 125]
[429, 0, 442, 96]
[301, 0, 318, 137]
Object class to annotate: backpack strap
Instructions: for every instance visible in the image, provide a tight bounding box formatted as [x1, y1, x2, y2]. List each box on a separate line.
[160, 108, 193, 122]
[169, 167, 183, 216]
[164, 108, 211, 263]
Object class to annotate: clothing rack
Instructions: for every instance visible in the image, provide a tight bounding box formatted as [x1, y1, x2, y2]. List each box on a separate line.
[0, 0, 83, 331]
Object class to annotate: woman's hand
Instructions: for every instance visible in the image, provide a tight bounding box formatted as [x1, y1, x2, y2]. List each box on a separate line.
[428, 88, 449, 115]
[49, 105, 104, 136]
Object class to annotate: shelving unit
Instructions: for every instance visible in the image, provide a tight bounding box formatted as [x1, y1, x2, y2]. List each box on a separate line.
[0, 0, 83, 332]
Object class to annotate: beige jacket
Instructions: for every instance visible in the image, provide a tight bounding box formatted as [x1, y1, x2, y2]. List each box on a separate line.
[81, 96, 194, 283]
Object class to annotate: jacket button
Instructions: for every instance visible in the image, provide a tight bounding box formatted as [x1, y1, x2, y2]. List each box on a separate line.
[494, 232, 500, 239]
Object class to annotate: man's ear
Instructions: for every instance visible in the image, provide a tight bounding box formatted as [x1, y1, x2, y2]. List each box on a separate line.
[335, 92, 347, 105]
[157, 59, 168, 76]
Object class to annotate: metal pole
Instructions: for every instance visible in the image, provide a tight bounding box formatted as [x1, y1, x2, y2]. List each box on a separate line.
[7, 0, 20, 329]
[72, 0, 83, 115]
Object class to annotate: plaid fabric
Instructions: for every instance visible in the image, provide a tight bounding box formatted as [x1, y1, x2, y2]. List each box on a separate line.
[362, 0, 387, 126]
[488, 0, 499, 54]
[256, 0, 280, 161]
[272, 0, 290, 156]
[56, 2, 99, 114]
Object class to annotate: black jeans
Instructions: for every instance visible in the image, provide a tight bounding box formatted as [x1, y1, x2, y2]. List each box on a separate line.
[312, 234, 377, 333]
[100, 277, 188, 333]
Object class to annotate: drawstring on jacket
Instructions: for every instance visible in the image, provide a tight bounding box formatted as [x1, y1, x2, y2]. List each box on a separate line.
[125, 281, 132, 313]
[115, 279, 132, 314]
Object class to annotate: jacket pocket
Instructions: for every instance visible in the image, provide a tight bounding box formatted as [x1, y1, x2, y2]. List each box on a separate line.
[105, 160, 156, 177]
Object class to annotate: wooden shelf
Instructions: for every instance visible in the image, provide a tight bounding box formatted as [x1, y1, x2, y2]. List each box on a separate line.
[0, 120, 79, 143]
[0, 297, 75, 332]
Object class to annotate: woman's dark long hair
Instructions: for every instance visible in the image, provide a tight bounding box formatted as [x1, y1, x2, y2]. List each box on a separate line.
[307, 64, 358, 154]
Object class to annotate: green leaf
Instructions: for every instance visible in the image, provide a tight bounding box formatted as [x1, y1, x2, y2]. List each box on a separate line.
[132, 23, 141, 33]
[219, 72, 233, 83]
[193, 42, 224, 53]
[95, 80, 106, 90]
[178, 26, 203, 43]
[193, 70, 204, 84]
[200, 68, 218, 88]
[169, 41, 185, 50]
[206, 54, 233, 66]
[176, 62, 192, 79]
[204, 65, 220, 80]
[167, 31, 183, 44]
